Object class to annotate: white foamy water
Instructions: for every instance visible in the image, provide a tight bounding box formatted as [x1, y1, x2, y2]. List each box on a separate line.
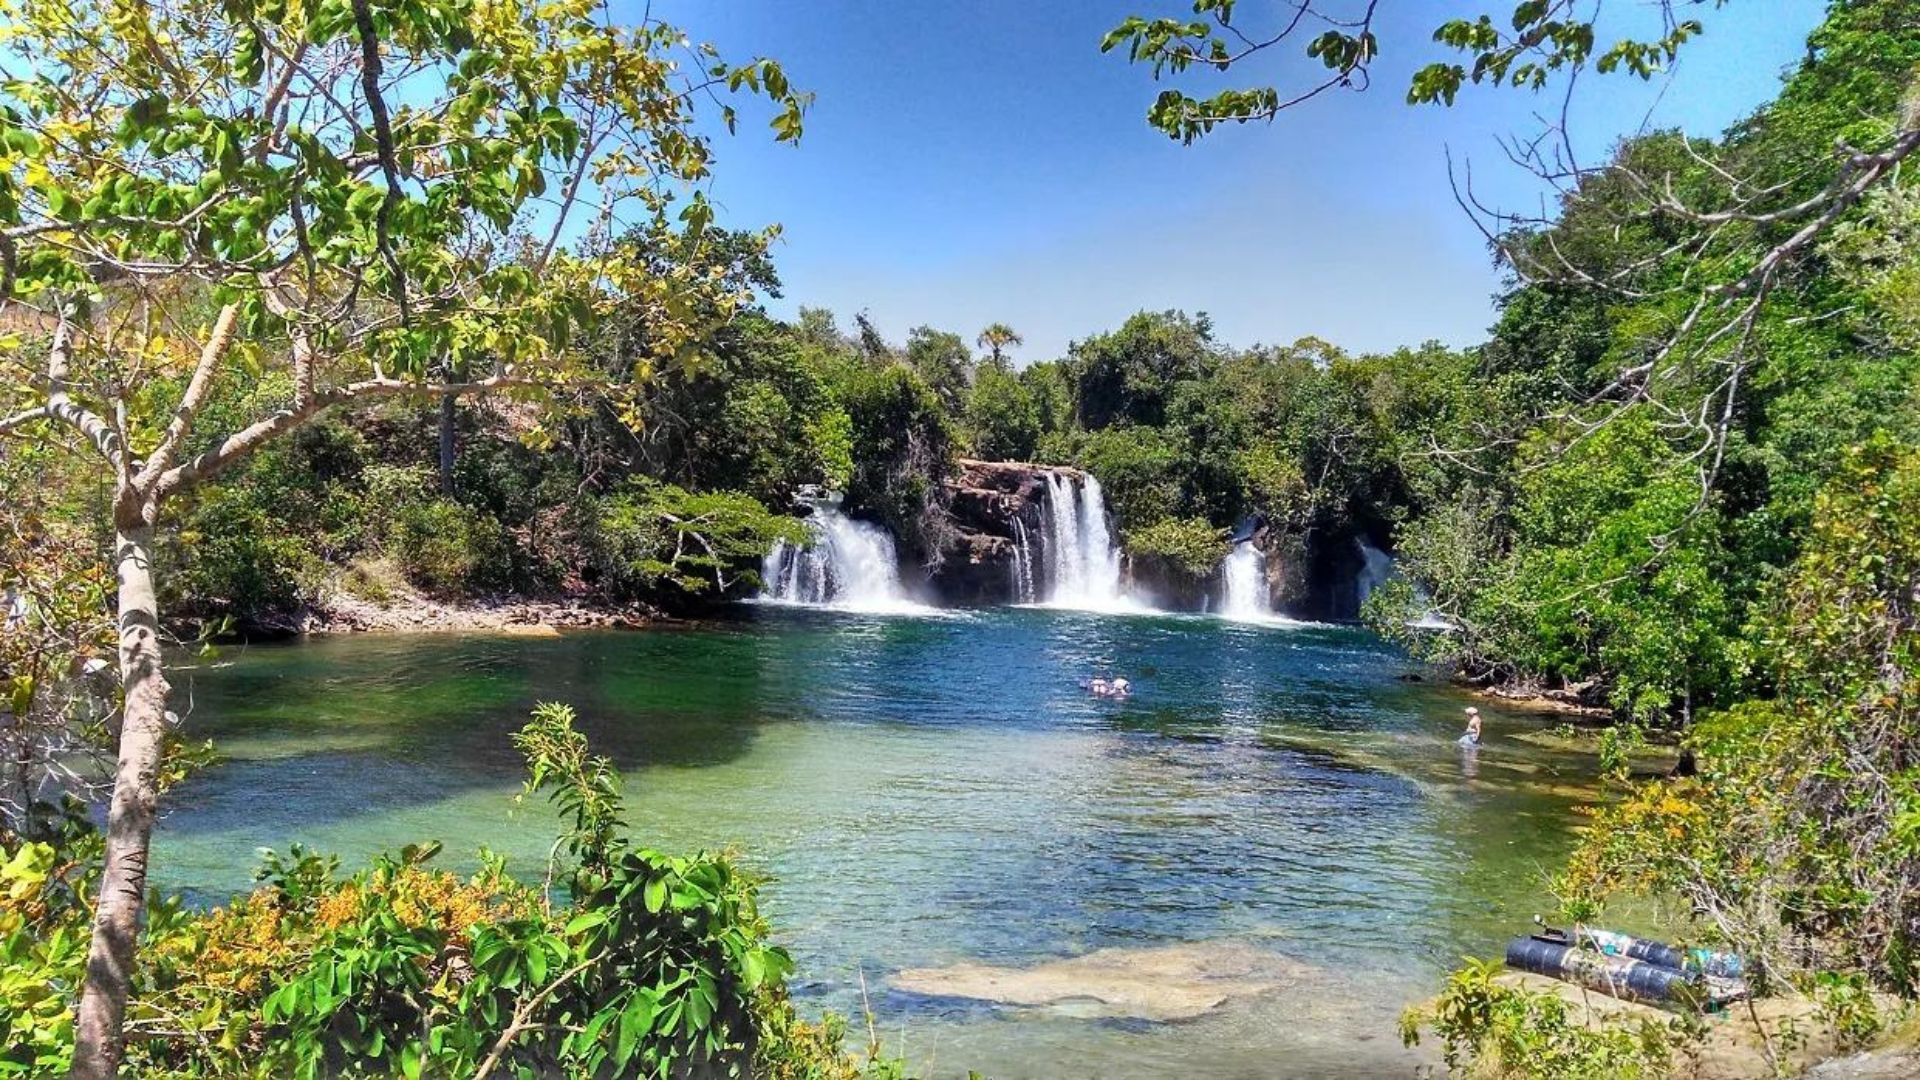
[759, 498, 935, 615]
[1219, 542, 1272, 622]
[1355, 538, 1394, 609]
[1034, 472, 1149, 613]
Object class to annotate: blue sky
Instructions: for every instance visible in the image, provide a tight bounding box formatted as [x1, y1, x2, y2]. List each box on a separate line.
[649, 1, 1828, 364]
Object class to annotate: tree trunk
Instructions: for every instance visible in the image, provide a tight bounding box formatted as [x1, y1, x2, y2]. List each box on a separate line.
[438, 392, 456, 494]
[71, 521, 170, 1079]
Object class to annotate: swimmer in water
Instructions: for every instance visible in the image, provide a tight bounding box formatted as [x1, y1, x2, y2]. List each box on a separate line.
[1089, 677, 1111, 697]
[1458, 706, 1483, 748]
[1111, 677, 1132, 697]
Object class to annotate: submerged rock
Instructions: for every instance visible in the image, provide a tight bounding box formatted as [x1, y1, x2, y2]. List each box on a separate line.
[892, 940, 1317, 1021]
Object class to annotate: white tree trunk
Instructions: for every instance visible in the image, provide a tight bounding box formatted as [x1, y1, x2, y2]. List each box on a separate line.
[71, 521, 170, 1079]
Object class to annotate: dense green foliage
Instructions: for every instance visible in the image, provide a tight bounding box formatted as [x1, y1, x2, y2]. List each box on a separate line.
[1562, 440, 1920, 993]
[1119, 517, 1227, 579]
[1361, 0, 1920, 721]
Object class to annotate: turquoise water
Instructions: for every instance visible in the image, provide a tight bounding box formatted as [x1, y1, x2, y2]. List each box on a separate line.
[156, 607, 1601, 1077]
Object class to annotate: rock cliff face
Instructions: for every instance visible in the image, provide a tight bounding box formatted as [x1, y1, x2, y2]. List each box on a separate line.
[1246, 522, 1389, 621]
[929, 459, 1081, 604]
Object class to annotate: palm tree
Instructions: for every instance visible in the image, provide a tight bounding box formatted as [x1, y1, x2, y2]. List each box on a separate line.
[976, 323, 1023, 367]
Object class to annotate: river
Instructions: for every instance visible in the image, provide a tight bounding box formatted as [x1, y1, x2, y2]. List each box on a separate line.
[156, 606, 1599, 1078]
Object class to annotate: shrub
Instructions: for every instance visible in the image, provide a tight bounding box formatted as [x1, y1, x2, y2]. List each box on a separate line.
[1124, 516, 1228, 578]
[1400, 958, 1691, 1079]
[164, 487, 323, 617]
[161, 426, 376, 620]
[391, 497, 514, 596]
[337, 557, 409, 606]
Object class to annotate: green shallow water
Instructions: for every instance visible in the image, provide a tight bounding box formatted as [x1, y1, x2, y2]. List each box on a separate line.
[157, 606, 1603, 1078]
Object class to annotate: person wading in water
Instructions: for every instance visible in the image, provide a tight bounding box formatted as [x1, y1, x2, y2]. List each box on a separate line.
[1458, 706, 1483, 748]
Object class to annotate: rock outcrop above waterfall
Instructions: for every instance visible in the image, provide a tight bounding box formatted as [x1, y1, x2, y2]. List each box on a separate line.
[930, 459, 1082, 604]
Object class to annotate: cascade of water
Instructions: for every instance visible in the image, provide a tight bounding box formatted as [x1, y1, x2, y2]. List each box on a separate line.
[1354, 539, 1394, 609]
[1348, 537, 1453, 629]
[1041, 472, 1082, 600]
[1038, 472, 1133, 610]
[759, 497, 926, 613]
[1219, 542, 1272, 620]
[1009, 516, 1037, 604]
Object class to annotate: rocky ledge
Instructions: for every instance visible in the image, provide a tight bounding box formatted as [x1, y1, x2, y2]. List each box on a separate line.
[930, 458, 1080, 604]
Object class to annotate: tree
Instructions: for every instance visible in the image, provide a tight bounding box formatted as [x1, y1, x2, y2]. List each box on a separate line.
[966, 361, 1042, 461]
[1068, 310, 1217, 430]
[903, 325, 974, 412]
[0, 1, 804, 1072]
[976, 322, 1023, 366]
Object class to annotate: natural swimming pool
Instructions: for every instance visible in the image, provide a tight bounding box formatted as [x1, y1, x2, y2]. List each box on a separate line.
[157, 606, 1600, 1077]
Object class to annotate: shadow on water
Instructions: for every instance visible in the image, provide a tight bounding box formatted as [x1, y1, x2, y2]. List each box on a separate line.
[164, 630, 773, 838]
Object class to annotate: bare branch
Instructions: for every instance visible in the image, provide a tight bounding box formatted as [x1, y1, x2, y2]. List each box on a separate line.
[0, 405, 49, 435]
[41, 310, 125, 474]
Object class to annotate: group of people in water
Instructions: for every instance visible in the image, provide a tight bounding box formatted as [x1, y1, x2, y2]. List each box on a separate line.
[1087, 676, 1132, 698]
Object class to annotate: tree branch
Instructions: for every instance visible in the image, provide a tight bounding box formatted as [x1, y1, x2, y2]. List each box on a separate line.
[0, 405, 49, 435]
[153, 373, 543, 504]
[349, 0, 412, 324]
[470, 952, 604, 1080]
[42, 311, 125, 474]
[135, 303, 240, 489]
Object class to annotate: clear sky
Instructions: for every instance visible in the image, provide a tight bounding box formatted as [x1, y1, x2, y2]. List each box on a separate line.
[647, 1, 1828, 365]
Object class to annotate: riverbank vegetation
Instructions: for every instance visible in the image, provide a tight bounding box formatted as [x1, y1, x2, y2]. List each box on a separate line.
[2, 703, 908, 1078]
[2, 0, 1918, 1075]
[1101, 0, 1920, 1073]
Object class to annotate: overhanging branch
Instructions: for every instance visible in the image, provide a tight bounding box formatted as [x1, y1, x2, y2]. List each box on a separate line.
[152, 373, 544, 505]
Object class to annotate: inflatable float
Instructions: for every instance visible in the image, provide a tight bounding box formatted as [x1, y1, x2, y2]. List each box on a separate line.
[1505, 925, 1749, 1007]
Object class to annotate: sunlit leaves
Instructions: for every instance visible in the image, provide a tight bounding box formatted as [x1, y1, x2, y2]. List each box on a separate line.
[1107, 1, 1729, 137]
[0, 0, 810, 462]
[1409, 4, 1698, 105]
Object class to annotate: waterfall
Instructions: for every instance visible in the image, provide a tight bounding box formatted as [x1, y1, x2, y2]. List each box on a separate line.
[759, 497, 928, 614]
[1036, 472, 1135, 611]
[1351, 537, 1454, 629]
[1219, 542, 1271, 621]
[1355, 538, 1394, 609]
[1009, 516, 1038, 604]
